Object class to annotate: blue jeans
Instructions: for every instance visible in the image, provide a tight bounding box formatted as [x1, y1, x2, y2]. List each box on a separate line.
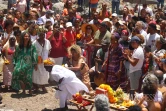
[26, 0, 30, 11]
[112, 2, 120, 14]
[78, 0, 84, 7]
[157, 0, 164, 8]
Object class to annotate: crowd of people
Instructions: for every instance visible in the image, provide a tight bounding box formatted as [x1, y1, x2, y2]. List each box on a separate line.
[0, 0, 166, 110]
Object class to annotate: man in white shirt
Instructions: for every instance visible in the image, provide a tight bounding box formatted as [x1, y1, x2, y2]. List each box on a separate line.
[41, 10, 54, 25]
[123, 36, 144, 90]
[146, 23, 160, 52]
[135, 21, 147, 46]
[135, 4, 153, 16]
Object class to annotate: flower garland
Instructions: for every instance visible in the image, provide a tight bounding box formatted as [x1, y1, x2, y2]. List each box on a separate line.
[99, 84, 118, 103]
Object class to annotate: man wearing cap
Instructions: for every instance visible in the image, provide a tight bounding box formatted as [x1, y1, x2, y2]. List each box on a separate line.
[36, 18, 44, 25]
[146, 23, 160, 52]
[123, 36, 144, 91]
[41, 10, 54, 25]
[46, 24, 66, 65]
[63, 22, 76, 50]
[119, 30, 130, 48]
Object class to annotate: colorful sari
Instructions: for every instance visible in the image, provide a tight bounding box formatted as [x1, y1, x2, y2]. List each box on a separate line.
[11, 45, 38, 90]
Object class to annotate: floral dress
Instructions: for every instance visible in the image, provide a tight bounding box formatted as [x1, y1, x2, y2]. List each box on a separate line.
[11, 45, 38, 90]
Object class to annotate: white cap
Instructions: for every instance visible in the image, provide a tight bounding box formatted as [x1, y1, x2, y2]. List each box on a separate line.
[66, 22, 72, 28]
[102, 18, 110, 22]
[118, 20, 125, 25]
[46, 19, 51, 22]
[112, 13, 117, 17]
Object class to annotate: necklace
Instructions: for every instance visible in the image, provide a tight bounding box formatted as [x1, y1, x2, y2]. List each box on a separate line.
[38, 40, 45, 47]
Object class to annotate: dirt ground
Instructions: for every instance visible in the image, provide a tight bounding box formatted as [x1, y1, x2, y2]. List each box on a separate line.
[0, 74, 95, 111]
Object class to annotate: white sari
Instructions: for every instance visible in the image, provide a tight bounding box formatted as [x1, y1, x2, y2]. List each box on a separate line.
[32, 39, 51, 85]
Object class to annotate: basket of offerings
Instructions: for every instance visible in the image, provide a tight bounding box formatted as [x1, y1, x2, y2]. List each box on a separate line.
[73, 84, 135, 111]
[44, 58, 54, 72]
[97, 84, 135, 110]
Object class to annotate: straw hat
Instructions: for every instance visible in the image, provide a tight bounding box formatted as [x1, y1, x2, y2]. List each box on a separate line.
[81, 23, 98, 33]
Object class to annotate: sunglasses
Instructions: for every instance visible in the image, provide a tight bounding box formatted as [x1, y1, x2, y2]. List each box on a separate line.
[86, 27, 91, 29]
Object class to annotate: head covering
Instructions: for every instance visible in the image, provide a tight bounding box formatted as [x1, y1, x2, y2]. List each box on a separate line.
[46, 10, 54, 14]
[121, 30, 129, 36]
[102, 18, 110, 22]
[81, 23, 98, 33]
[13, 23, 19, 28]
[149, 23, 156, 30]
[66, 22, 73, 28]
[100, 22, 108, 28]
[36, 18, 44, 25]
[46, 19, 51, 22]
[118, 20, 125, 25]
[37, 26, 48, 34]
[112, 32, 120, 40]
[161, 59, 166, 64]
[102, 18, 112, 27]
[130, 36, 141, 42]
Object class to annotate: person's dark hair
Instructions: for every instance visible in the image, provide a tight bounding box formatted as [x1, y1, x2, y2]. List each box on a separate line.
[23, 11, 30, 20]
[160, 36, 166, 50]
[64, 0, 72, 8]
[144, 46, 151, 52]
[127, 105, 142, 111]
[128, 22, 135, 32]
[45, 24, 52, 30]
[19, 32, 32, 49]
[86, 25, 94, 35]
[14, 30, 21, 36]
[4, 19, 14, 29]
[154, 70, 164, 84]
[146, 13, 151, 17]
[28, 24, 37, 35]
[53, 23, 59, 28]
[132, 28, 140, 34]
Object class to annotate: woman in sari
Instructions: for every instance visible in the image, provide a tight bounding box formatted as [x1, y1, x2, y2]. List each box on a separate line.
[32, 27, 51, 93]
[103, 33, 127, 90]
[2, 36, 16, 90]
[67, 44, 93, 91]
[12, 32, 38, 95]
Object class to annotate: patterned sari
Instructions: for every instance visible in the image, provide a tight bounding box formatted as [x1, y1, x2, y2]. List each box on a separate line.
[106, 45, 127, 90]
